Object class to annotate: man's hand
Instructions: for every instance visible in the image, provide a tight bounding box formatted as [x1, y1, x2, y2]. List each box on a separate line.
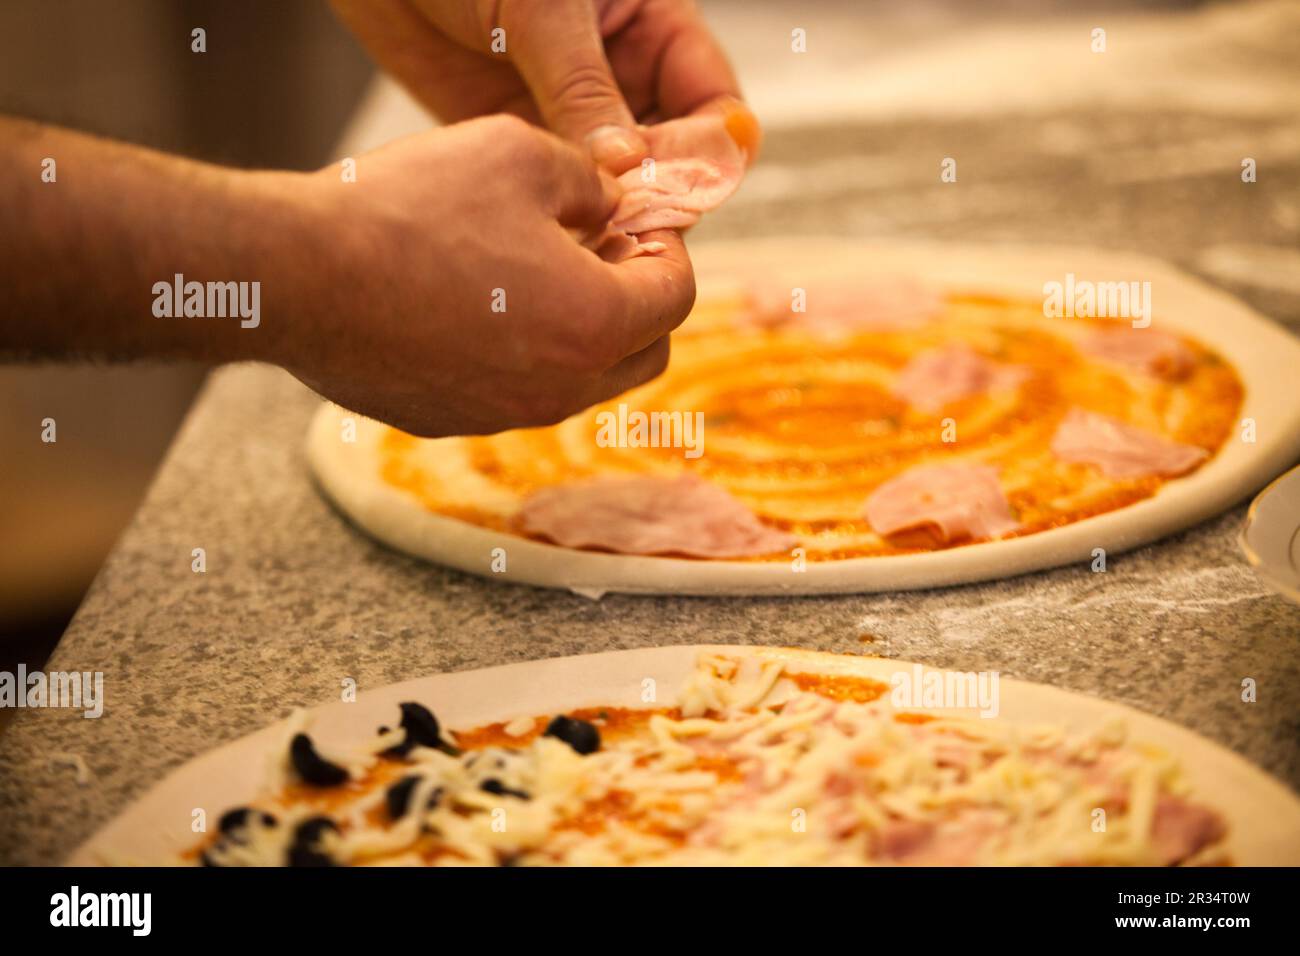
[330, 0, 757, 171]
[281, 116, 695, 436]
[1, 115, 696, 437]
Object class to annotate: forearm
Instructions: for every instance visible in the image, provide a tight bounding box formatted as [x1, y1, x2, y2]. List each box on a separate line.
[0, 116, 318, 363]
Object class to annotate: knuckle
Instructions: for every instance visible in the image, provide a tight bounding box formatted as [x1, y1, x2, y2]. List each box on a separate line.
[619, 341, 670, 395]
[486, 112, 531, 137]
[667, 258, 698, 320]
[511, 391, 580, 429]
[550, 62, 622, 114]
[534, 281, 625, 373]
[541, 323, 613, 375]
[646, 262, 696, 338]
[491, 115, 549, 166]
[577, 283, 630, 365]
[643, 339, 672, 380]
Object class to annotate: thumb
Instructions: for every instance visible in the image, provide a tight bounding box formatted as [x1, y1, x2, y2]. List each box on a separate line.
[499, 0, 646, 170]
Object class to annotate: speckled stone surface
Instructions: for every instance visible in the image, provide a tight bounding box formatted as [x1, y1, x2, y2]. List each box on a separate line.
[3, 107, 1300, 863]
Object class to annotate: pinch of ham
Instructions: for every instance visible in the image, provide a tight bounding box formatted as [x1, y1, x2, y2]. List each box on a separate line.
[1081, 328, 1195, 379]
[605, 114, 746, 257]
[1051, 408, 1209, 480]
[864, 463, 1021, 544]
[737, 276, 944, 334]
[518, 474, 796, 559]
[892, 346, 1029, 413]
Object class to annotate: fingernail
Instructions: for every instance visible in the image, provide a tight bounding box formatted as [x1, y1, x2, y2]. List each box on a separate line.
[714, 96, 762, 161]
[586, 125, 646, 171]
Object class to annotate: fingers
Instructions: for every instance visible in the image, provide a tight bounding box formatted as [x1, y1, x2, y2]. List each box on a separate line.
[544, 223, 693, 384]
[599, 228, 697, 355]
[531, 131, 624, 228]
[692, 94, 763, 165]
[601, 1, 744, 126]
[651, 7, 744, 122]
[331, 0, 530, 123]
[584, 125, 649, 175]
[588, 335, 672, 405]
[497, 0, 646, 166]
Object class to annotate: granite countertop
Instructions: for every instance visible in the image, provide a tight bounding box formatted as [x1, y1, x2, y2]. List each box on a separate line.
[4, 96, 1300, 862]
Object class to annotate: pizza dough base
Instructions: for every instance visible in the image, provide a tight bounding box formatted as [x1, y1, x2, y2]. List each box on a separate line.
[307, 239, 1300, 597]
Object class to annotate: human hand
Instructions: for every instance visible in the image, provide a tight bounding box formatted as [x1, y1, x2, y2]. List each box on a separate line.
[275, 116, 696, 437]
[330, 0, 757, 171]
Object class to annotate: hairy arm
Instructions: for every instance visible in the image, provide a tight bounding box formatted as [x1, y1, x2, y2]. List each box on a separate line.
[0, 114, 695, 437]
[0, 116, 313, 363]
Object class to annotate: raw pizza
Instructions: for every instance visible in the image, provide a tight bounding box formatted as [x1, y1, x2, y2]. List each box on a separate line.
[314, 273, 1242, 563]
[189, 653, 1228, 867]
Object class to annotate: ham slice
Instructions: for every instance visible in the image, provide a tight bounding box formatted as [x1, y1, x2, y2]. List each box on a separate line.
[739, 276, 942, 334]
[892, 346, 1028, 412]
[1150, 795, 1227, 865]
[1050, 408, 1208, 479]
[604, 114, 746, 256]
[875, 819, 935, 861]
[864, 462, 1020, 543]
[519, 474, 795, 558]
[1081, 328, 1194, 379]
[871, 813, 1005, 866]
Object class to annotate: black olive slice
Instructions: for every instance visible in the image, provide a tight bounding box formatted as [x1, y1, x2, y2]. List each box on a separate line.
[218, 806, 278, 838]
[480, 777, 531, 800]
[287, 816, 339, 867]
[385, 775, 444, 819]
[290, 733, 349, 787]
[543, 715, 601, 755]
[383, 702, 447, 757]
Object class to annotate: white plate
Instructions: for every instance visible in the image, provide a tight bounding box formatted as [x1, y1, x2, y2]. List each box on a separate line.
[71, 645, 1300, 866]
[1241, 464, 1300, 603]
[308, 239, 1300, 596]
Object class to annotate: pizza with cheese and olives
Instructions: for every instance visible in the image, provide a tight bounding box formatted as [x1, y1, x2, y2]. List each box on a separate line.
[190, 653, 1230, 867]
[307, 240, 1300, 595]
